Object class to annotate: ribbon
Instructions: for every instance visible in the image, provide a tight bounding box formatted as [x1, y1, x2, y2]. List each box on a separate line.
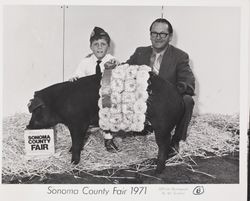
[101, 69, 112, 108]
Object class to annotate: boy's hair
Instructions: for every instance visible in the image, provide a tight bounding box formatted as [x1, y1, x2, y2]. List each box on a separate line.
[90, 27, 111, 46]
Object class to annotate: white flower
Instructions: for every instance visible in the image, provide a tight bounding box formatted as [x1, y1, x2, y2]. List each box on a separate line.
[99, 108, 110, 121]
[122, 103, 134, 114]
[124, 79, 136, 92]
[116, 63, 129, 70]
[138, 65, 151, 72]
[126, 66, 138, 79]
[100, 86, 111, 96]
[123, 113, 133, 125]
[134, 101, 147, 113]
[112, 68, 126, 80]
[98, 64, 152, 133]
[110, 124, 120, 132]
[136, 70, 150, 82]
[111, 92, 122, 104]
[135, 90, 149, 101]
[133, 113, 146, 124]
[130, 65, 139, 71]
[131, 123, 144, 132]
[136, 81, 148, 91]
[110, 113, 123, 124]
[111, 78, 124, 93]
[120, 122, 130, 132]
[99, 120, 110, 131]
[110, 103, 122, 114]
[122, 92, 136, 103]
[98, 98, 103, 108]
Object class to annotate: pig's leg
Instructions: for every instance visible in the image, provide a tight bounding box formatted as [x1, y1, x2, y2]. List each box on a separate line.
[68, 123, 89, 164]
[69, 146, 83, 153]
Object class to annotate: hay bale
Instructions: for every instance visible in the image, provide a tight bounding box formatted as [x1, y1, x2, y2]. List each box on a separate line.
[2, 113, 239, 178]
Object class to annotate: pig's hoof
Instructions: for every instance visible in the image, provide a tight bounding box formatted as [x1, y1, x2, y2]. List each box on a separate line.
[155, 168, 163, 175]
[168, 148, 178, 159]
[71, 156, 80, 165]
[155, 163, 165, 174]
[71, 159, 80, 165]
[141, 158, 157, 165]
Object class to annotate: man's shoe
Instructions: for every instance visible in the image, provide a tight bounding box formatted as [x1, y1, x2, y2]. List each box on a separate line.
[104, 139, 119, 152]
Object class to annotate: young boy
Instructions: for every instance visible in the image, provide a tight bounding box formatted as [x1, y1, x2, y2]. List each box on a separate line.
[69, 26, 118, 80]
[69, 26, 119, 152]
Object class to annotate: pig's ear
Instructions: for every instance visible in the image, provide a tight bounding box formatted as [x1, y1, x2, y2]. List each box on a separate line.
[28, 97, 45, 113]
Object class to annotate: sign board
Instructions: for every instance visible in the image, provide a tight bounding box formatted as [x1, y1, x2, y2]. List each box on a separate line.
[24, 129, 55, 156]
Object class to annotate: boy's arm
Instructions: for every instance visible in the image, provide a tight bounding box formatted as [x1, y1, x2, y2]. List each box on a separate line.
[104, 58, 120, 69]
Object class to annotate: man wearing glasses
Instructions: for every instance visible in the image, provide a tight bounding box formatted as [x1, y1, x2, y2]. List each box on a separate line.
[126, 18, 195, 156]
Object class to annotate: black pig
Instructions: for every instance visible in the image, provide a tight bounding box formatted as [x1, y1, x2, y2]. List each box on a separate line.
[27, 73, 184, 173]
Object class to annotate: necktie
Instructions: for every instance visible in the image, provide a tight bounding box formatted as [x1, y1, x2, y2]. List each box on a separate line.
[153, 54, 161, 74]
[96, 60, 102, 75]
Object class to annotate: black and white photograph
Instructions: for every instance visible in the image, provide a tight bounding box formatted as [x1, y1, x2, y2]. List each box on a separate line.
[0, 0, 249, 201]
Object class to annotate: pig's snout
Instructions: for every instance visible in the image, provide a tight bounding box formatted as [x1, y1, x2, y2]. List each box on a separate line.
[26, 121, 34, 129]
[26, 119, 37, 129]
[26, 124, 31, 129]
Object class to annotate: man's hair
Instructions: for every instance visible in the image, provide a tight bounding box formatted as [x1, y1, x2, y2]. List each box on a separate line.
[149, 18, 173, 34]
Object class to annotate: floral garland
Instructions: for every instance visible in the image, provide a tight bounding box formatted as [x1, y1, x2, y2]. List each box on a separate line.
[98, 64, 151, 132]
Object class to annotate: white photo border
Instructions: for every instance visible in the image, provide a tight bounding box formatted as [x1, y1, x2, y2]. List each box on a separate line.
[0, 0, 249, 201]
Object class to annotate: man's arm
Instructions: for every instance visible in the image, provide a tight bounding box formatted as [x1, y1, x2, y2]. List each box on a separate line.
[176, 53, 195, 96]
[126, 48, 139, 65]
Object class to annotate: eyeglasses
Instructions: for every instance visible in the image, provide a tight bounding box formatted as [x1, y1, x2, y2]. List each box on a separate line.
[150, 32, 169, 38]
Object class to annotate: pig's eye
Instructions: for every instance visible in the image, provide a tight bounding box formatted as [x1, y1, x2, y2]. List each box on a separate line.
[33, 104, 45, 112]
[33, 106, 41, 113]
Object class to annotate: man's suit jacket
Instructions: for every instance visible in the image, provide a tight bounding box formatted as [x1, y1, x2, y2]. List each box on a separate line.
[126, 45, 195, 96]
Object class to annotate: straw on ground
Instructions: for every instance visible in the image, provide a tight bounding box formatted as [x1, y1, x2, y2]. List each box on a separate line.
[2, 113, 239, 179]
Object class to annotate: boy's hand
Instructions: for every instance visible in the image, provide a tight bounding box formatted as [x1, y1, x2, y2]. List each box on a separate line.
[104, 59, 120, 69]
[69, 76, 79, 82]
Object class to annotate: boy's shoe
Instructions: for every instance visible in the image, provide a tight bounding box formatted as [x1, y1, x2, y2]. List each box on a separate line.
[104, 139, 119, 152]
